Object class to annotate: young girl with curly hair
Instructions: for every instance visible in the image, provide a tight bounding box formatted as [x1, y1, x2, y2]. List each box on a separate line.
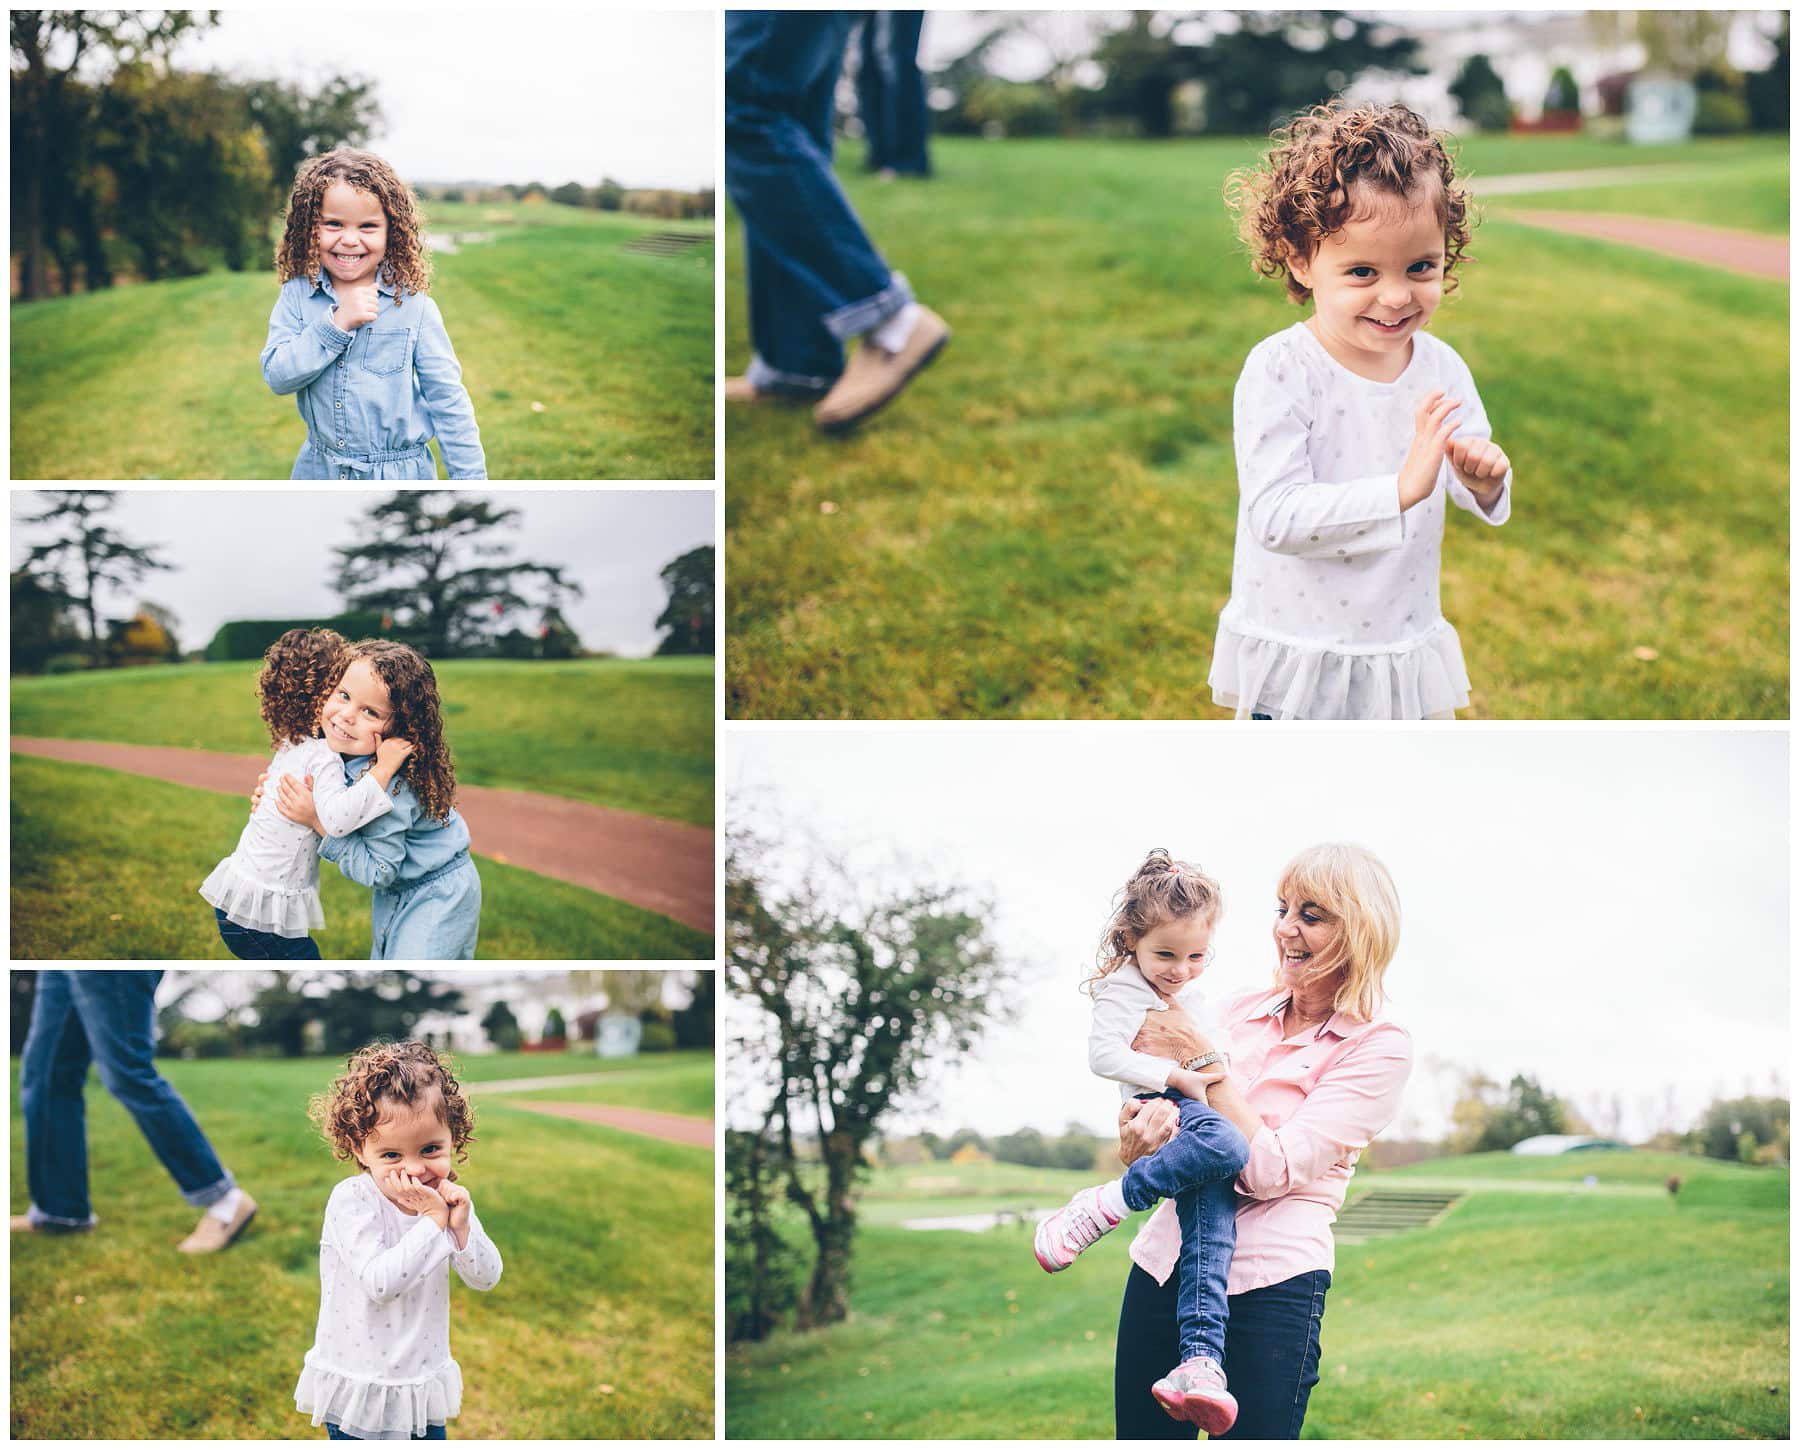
[1210, 101, 1514, 721]
[1032, 850, 1249, 1432]
[265, 639, 483, 959]
[262, 148, 486, 481]
[295, 1041, 502, 1440]
[200, 629, 415, 959]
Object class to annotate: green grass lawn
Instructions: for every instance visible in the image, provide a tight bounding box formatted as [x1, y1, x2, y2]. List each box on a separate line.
[11, 203, 713, 480]
[9, 1049, 713, 1438]
[503, 1057, 716, 1119]
[11, 756, 710, 959]
[725, 1150, 1788, 1439]
[725, 135, 1788, 720]
[10, 655, 713, 827]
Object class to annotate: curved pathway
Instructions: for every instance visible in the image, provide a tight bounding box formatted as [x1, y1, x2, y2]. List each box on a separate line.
[504, 1099, 713, 1149]
[1498, 210, 1786, 282]
[11, 736, 713, 934]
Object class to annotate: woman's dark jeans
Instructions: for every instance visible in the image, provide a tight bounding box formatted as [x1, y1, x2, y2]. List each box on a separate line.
[214, 907, 322, 959]
[325, 1426, 446, 1440]
[1116, 1263, 1331, 1440]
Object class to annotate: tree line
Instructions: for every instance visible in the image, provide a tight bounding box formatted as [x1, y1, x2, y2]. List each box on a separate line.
[416, 180, 714, 222]
[11, 491, 714, 672]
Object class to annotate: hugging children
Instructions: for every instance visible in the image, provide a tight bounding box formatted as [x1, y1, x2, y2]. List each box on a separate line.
[1210, 101, 1514, 721]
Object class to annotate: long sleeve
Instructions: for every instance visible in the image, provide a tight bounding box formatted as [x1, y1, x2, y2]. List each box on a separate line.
[262, 284, 355, 396]
[318, 795, 408, 889]
[325, 1183, 455, 1305]
[449, 1209, 503, 1292]
[1236, 348, 1407, 561]
[309, 751, 394, 839]
[1235, 1024, 1414, 1201]
[1088, 977, 1178, 1095]
[413, 297, 486, 480]
[1441, 351, 1512, 526]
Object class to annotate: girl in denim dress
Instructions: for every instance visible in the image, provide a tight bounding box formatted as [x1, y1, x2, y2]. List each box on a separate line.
[263, 149, 486, 481]
[264, 640, 482, 960]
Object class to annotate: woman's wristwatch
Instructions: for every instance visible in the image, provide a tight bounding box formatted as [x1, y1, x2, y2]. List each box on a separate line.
[1182, 1052, 1222, 1071]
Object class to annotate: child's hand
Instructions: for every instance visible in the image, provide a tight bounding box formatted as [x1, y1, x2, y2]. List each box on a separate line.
[276, 773, 324, 836]
[1446, 434, 1510, 504]
[373, 735, 415, 773]
[437, 1180, 473, 1248]
[333, 282, 380, 331]
[385, 1168, 449, 1226]
[1398, 389, 1463, 511]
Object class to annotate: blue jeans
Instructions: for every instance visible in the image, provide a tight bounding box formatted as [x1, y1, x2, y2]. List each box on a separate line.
[213, 907, 322, 959]
[1115, 1265, 1332, 1440]
[856, 12, 931, 175]
[19, 971, 234, 1227]
[726, 10, 913, 392]
[326, 1425, 446, 1441]
[1118, 1092, 1250, 1365]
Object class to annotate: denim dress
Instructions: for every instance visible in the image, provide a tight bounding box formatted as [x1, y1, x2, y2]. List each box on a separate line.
[262, 274, 487, 480]
[318, 756, 481, 960]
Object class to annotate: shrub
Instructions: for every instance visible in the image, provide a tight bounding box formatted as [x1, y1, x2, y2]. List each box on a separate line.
[639, 1017, 677, 1053]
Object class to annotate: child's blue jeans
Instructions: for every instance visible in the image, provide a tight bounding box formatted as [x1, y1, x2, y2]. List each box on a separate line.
[213, 907, 321, 959]
[1119, 1090, 1250, 1366]
[325, 1425, 446, 1440]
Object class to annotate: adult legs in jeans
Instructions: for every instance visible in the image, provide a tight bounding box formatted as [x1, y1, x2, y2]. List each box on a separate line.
[726, 10, 912, 392]
[1118, 1094, 1250, 1365]
[19, 971, 234, 1227]
[1114, 1264, 1331, 1440]
[857, 12, 931, 176]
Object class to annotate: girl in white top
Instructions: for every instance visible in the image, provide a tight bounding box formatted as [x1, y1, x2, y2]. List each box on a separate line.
[1210, 101, 1514, 720]
[1032, 852, 1249, 1433]
[297, 1040, 502, 1440]
[199, 629, 412, 956]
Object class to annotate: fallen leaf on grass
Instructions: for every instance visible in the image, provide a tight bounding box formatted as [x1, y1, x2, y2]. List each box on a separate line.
[73, 1295, 85, 1304]
[1632, 646, 1659, 662]
[819, 500, 838, 515]
[598, 1384, 615, 1395]
[530, 401, 547, 413]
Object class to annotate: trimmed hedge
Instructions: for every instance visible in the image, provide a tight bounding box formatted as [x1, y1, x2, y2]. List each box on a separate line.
[203, 612, 389, 662]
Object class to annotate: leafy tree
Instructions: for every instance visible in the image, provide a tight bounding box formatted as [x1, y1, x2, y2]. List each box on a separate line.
[332, 493, 581, 658]
[727, 824, 1012, 1328]
[594, 177, 625, 210]
[17, 492, 171, 668]
[1697, 1096, 1789, 1163]
[1473, 1073, 1571, 1152]
[240, 72, 382, 203]
[109, 602, 180, 664]
[10, 567, 82, 673]
[481, 999, 522, 1052]
[655, 544, 714, 656]
[550, 181, 585, 207]
[543, 1007, 568, 1040]
[1091, 12, 1196, 137]
[240, 972, 321, 1057]
[316, 973, 465, 1058]
[726, 1128, 805, 1341]
[1543, 65, 1580, 114]
[1449, 53, 1511, 132]
[1744, 12, 1788, 131]
[673, 969, 715, 1048]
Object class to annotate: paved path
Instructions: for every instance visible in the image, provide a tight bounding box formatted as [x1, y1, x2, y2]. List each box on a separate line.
[1475, 162, 1713, 196]
[505, 1099, 713, 1149]
[11, 736, 714, 935]
[1500, 210, 1787, 282]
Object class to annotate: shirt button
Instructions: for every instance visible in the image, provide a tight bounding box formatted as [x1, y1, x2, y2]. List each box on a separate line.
[335, 402, 342, 409]
[338, 361, 345, 369]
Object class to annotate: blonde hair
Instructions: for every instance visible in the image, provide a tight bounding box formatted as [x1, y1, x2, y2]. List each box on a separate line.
[1085, 849, 1223, 994]
[1275, 843, 1400, 1021]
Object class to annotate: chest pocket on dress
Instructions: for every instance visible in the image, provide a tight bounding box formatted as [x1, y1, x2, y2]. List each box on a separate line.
[358, 327, 411, 377]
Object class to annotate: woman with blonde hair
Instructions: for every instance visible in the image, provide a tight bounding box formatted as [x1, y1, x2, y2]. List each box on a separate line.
[1112, 843, 1414, 1439]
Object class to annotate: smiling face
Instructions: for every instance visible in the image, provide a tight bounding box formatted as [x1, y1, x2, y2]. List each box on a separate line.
[1289, 182, 1446, 382]
[354, 1093, 452, 1212]
[320, 657, 394, 757]
[317, 180, 389, 289]
[1131, 915, 1216, 998]
[1273, 894, 1343, 991]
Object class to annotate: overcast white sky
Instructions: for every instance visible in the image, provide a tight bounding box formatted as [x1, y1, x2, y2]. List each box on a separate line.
[160, 9, 714, 191]
[725, 729, 1789, 1145]
[11, 489, 712, 658]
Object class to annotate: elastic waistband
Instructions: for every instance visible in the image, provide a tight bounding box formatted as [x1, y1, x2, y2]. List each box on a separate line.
[304, 437, 432, 466]
[393, 850, 474, 895]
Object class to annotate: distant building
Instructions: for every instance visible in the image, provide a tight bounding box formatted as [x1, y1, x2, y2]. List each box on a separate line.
[1511, 1134, 1632, 1155]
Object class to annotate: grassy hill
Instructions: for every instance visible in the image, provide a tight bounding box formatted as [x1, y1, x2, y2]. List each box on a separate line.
[725, 134, 1788, 720]
[725, 1150, 1789, 1438]
[9, 1050, 713, 1438]
[10, 655, 714, 826]
[12, 203, 713, 480]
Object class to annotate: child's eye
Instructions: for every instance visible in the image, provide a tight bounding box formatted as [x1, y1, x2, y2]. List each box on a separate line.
[1410, 260, 1438, 274]
[1348, 267, 1375, 279]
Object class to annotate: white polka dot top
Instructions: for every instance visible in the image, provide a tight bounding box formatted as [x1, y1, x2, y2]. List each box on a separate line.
[294, 1174, 503, 1440]
[1209, 322, 1512, 719]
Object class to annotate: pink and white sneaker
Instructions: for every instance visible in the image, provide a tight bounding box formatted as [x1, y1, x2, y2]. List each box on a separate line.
[1032, 1185, 1121, 1272]
[1152, 1356, 1238, 1435]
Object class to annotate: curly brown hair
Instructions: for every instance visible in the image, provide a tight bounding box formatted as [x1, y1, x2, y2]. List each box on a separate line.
[1224, 100, 1474, 306]
[1084, 848, 1224, 994]
[259, 628, 350, 749]
[308, 1039, 476, 1171]
[340, 639, 457, 823]
[275, 148, 431, 305]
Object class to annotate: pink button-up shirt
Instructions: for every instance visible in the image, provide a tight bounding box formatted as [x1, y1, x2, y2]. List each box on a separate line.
[1129, 986, 1413, 1295]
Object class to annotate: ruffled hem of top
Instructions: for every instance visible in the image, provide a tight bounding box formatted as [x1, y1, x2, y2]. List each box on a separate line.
[1209, 612, 1471, 721]
[295, 1355, 462, 1441]
[199, 858, 324, 938]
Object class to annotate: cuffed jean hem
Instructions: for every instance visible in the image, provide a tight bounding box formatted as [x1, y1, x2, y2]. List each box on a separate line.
[181, 1170, 237, 1210]
[822, 270, 914, 342]
[26, 1204, 99, 1229]
[746, 353, 837, 395]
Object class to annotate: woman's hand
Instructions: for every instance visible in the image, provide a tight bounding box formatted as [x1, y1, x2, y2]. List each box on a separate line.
[1118, 1096, 1180, 1167]
[250, 770, 270, 817]
[276, 773, 324, 836]
[1131, 1004, 1210, 1064]
[436, 1179, 473, 1249]
[384, 1168, 449, 1228]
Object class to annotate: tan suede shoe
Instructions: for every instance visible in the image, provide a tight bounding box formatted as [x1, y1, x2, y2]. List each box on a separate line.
[724, 374, 771, 403]
[812, 305, 950, 434]
[11, 1213, 92, 1234]
[177, 1191, 257, 1254]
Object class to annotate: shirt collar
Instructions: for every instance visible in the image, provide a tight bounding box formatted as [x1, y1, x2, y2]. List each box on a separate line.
[308, 270, 397, 300]
[342, 751, 374, 782]
[1249, 990, 1381, 1042]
